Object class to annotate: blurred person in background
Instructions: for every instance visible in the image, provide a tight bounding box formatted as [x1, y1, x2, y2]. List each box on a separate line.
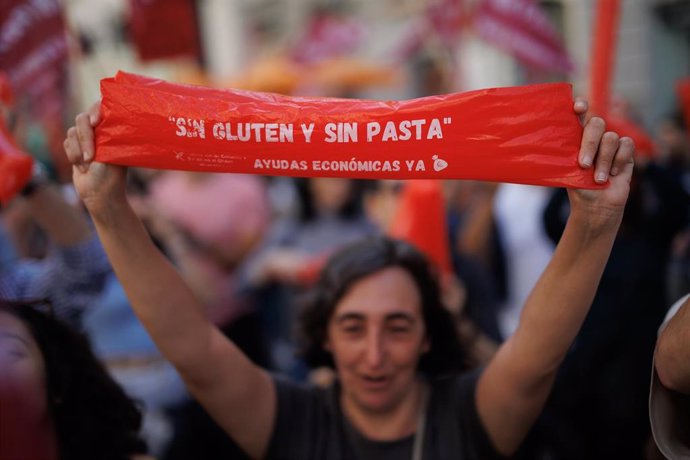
[0, 170, 111, 327]
[0, 299, 149, 460]
[0, 94, 110, 327]
[659, 111, 690, 303]
[542, 112, 690, 459]
[63, 98, 633, 459]
[657, 111, 689, 179]
[494, 184, 555, 340]
[444, 180, 505, 345]
[83, 269, 187, 459]
[145, 170, 271, 367]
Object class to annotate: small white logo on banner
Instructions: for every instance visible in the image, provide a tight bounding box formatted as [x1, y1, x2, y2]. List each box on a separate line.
[432, 155, 448, 172]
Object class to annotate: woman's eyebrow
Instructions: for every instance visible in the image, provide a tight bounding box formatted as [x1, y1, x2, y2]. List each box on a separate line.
[334, 311, 418, 323]
[334, 312, 365, 324]
[0, 331, 31, 347]
[385, 313, 416, 323]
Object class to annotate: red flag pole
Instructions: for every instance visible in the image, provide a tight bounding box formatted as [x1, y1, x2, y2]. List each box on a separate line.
[679, 79, 690, 135]
[589, 0, 621, 116]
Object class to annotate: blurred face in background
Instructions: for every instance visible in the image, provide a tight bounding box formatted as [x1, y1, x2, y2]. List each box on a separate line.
[325, 266, 429, 415]
[364, 180, 403, 231]
[0, 311, 48, 424]
[0, 311, 58, 459]
[657, 118, 689, 166]
[310, 178, 353, 214]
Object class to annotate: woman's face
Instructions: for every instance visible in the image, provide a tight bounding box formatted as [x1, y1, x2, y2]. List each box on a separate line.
[0, 311, 47, 421]
[326, 267, 429, 415]
[310, 178, 353, 214]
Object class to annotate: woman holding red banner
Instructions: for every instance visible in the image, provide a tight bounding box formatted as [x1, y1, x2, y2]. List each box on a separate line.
[64, 99, 633, 459]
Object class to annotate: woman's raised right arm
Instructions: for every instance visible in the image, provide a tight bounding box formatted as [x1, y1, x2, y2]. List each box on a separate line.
[64, 105, 276, 459]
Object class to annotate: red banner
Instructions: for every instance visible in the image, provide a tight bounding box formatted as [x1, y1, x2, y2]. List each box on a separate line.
[0, 120, 34, 204]
[0, 0, 67, 94]
[95, 71, 598, 188]
[473, 0, 573, 74]
[679, 79, 690, 135]
[129, 0, 200, 62]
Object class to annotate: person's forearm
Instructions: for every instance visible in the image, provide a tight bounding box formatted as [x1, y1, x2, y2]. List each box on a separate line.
[509, 208, 621, 382]
[655, 299, 690, 393]
[25, 185, 91, 246]
[89, 200, 216, 371]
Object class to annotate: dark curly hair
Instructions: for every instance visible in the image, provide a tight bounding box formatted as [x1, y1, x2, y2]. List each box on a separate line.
[0, 299, 147, 460]
[298, 236, 467, 376]
[294, 178, 369, 222]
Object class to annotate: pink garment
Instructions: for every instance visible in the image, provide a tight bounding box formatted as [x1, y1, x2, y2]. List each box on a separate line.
[150, 172, 269, 251]
[149, 172, 269, 325]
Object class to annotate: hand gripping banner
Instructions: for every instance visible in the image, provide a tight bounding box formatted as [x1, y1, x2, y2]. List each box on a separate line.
[96, 71, 599, 188]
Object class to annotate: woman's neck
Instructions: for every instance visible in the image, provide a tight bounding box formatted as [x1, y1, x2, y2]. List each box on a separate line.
[342, 378, 427, 442]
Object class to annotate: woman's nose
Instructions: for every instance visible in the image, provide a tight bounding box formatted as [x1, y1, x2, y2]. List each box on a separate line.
[363, 331, 385, 369]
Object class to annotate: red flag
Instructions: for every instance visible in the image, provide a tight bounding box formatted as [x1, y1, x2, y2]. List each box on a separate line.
[389, 180, 453, 276]
[291, 13, 365, 65]
[679, 79, 690, 135]
[473, 0, 573, 74]
[129, 0, 201, 62]
[397, 0, 468, 59]
[0, 0, 68, 94]
[0, 0, 69, 178]
[428, 0, 467, 45]
[589, 0, 621, 116]
[0, 73, 13, 106]
[0, 119, 34, 204]
[588, 1, 654, 157]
